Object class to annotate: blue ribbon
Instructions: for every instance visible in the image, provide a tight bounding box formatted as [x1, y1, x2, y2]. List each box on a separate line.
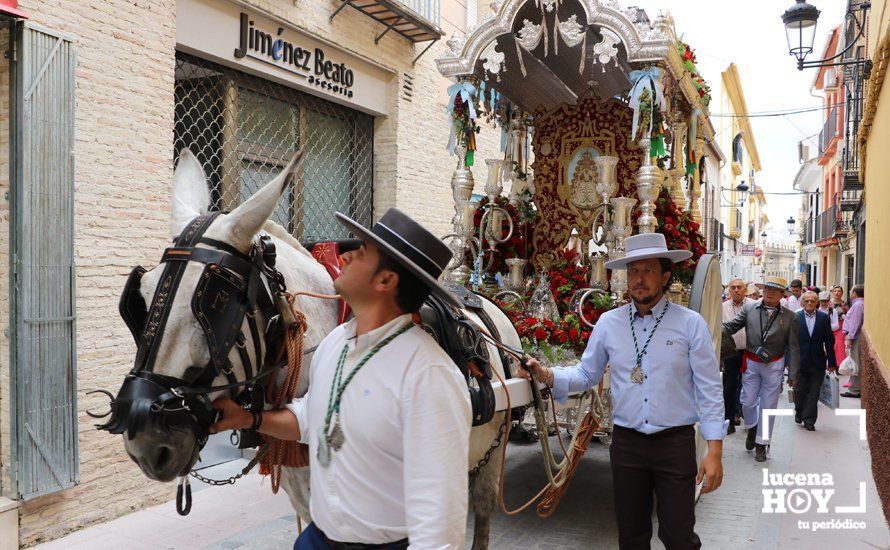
[628, 67, 666, 141]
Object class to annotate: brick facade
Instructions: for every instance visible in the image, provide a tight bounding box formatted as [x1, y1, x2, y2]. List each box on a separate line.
[0, 0, 503, 546]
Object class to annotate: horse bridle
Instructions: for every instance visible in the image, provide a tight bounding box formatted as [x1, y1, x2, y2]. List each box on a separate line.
[97, 213, 287, 450]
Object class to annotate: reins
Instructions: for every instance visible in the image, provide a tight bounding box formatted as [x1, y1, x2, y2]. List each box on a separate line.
[472, 328, 604, 517]
[260, 291, 340, 493]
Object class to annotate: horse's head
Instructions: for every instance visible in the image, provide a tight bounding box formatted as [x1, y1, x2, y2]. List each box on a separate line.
[97, 149, 302, 482]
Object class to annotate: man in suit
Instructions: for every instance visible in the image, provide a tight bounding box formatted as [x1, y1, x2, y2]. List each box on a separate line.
[793, 291, 837, 430]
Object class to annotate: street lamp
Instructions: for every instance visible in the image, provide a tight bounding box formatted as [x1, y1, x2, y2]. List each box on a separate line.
[736, 180, 749, 208]
[786, 216, 796, 235]
[719, 181, 751, 208]
[781, 0, 873, 71]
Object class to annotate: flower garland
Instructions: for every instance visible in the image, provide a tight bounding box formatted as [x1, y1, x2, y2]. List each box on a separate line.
[447, 83, 482, 166]
[678, 41, 712, 108]
[653, 187, 706, 284]
[471, 196, 527, 274]
[495, 249, 615, 358]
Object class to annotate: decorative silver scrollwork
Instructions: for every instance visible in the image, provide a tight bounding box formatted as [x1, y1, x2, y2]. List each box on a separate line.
[480, 40, 506, 77]
[576, 288, 609, 328]
[592, 28, 620, 71]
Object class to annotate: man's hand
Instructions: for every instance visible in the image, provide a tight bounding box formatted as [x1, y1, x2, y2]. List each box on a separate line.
[518, 356, 549, 385]
[209, 397, 251, 434]
[788, 377, 796, 388]
[696, 445, 724, 494]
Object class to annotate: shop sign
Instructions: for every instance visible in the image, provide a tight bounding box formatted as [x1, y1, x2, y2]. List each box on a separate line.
[177, 0, 391, 116]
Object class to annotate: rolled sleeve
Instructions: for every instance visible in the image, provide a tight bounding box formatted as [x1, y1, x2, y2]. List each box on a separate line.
[551, 323, 608, 403]
[689, 317, 725, 441]
[285, 398, 310, 445]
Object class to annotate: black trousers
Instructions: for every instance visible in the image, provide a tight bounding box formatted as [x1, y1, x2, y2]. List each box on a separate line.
[722, 351, 744, 421]
[794, 367, 825, 427]
[610, 425, 701, 550]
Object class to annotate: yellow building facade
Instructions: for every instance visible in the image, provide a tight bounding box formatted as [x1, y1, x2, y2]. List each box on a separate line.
[859, 0, 890, 524]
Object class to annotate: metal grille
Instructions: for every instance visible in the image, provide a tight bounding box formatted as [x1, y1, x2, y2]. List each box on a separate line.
[174, 53, 373, 241]
[12, 23, 78, 499]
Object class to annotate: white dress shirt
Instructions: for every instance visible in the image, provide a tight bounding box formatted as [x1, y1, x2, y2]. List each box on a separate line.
[551, 297, 725, 440]
[722, 297, 753, 350]
[287, 314, 471, 548]
[782, 294, 802, 312]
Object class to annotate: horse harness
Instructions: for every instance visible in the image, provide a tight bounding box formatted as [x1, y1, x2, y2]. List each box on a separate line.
[418, 283, 507, 427]
[101, 213, 286, 451]
[100, 214, 506, 516]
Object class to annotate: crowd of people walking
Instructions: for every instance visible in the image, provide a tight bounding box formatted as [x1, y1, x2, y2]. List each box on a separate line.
[721, 277, 864, 462]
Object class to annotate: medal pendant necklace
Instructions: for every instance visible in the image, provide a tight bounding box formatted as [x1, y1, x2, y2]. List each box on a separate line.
[629, 301, 670, 384]
[318, 323, 413, 467]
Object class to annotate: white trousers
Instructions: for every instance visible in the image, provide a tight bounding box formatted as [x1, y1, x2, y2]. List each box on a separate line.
[741, 356, 785, 446]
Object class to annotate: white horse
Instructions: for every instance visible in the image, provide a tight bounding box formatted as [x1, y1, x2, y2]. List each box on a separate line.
[116, 150, 519, 549]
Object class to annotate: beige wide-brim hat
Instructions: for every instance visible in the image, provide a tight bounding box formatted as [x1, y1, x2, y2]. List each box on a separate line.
[604, 233, 692, 270]
[746, 283, 762, 295]
[762, 276, 788, 291]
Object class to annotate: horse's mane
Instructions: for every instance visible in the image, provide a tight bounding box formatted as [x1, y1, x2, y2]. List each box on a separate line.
[261, 220, 314, 258]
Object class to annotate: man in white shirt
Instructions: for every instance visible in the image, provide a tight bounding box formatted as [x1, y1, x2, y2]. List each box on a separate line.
[210, 208, 471, 549]
[721, 278, 753, 434]
[781, 279, 804, 311]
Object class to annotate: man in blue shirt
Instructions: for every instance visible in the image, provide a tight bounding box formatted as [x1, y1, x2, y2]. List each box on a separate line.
[523, 233, 724, 550]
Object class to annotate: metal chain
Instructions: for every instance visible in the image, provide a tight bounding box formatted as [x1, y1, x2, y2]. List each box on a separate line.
[469, 418, 507, 481]
[188, 444, 269, 486]
[189, 469, 245, 486]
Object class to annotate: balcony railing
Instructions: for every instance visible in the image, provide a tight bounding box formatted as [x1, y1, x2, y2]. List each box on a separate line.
[819, 107, 838, 158]
[400, 0, 440, 25]
[802, 216, 818, 246]
[841, 189, 861, 211]
[816, 206, 838, 242]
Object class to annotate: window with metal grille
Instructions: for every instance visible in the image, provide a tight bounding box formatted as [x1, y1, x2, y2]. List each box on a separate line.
[174, 53, 374, 241]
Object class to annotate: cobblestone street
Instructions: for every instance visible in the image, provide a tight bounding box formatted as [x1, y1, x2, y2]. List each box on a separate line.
[37, 380, 890, 550]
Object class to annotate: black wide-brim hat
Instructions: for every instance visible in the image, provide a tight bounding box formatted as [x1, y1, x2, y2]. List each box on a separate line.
[334, 208, 462, 309]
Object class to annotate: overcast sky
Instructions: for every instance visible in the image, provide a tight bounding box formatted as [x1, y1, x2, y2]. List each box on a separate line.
[630, 0, 847, 243]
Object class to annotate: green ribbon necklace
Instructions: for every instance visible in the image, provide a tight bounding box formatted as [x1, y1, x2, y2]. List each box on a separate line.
[317, 322, 413, 467]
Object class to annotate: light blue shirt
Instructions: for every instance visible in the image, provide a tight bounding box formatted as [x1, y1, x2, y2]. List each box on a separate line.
[551, 296, 725, 440]
[805, 310, 816, 336]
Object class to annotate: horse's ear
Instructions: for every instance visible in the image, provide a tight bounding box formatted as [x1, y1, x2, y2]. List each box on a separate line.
[220, 150, 304, 251]
[171, 149, 211, 237]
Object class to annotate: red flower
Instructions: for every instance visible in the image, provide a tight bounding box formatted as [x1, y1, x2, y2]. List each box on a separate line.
[568, 328, 579, 341]
[533, 328, 548, 340]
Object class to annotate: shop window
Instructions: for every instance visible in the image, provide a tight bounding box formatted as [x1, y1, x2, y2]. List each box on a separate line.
[173, 53, 374, 241]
